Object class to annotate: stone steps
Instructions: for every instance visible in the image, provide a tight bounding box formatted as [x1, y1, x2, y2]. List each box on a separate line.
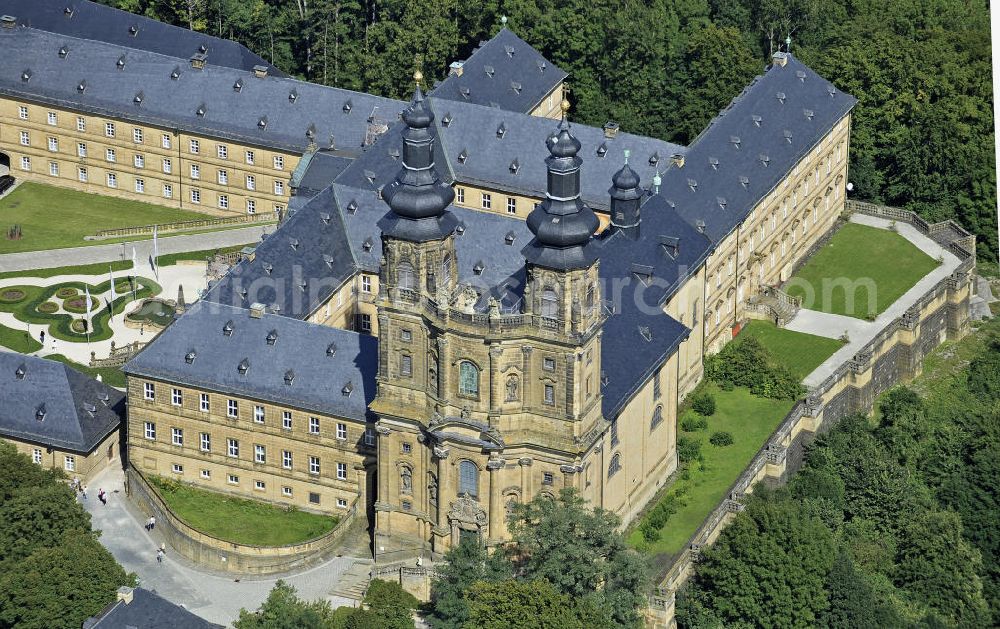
[329, 559, 373, 601]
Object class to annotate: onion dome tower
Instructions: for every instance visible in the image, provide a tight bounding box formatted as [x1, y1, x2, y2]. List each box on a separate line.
[382, 72, 457, 242]
[521, 100, 600, 270]
[609, 150, 643, 240]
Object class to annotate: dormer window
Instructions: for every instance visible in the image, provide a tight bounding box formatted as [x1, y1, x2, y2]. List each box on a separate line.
[323, 253, 334, 267]
[15, 364, 26, 380]
[504, 44, 515, 57]
[687, 178, 697, 193]
[258, 116, 268, 130]
[631, 263, 654, 285]
[827, 85, 837, 98]
[21, 69, 32, 82]
[455, 225, 466, 236]
[117, 55, 126, 70]
[133, 91, 144, 105]
[185, 350, 197, 364]
[596, 142, 608, 158]
[496, 122, 507, 139]
[262, 262, 273, 275]
[649, 152, 660, 167]
[484, 65, 495, 78]
[362, 237, 373, 251]
[460, 87, 471, 99]
[458, 149, 468, 164]
[758, 154, 770, 167]
[364, 170, 376, 184]
[237, 358, 250, 375]
[326, 342, 337, 357]
[537, 59, 547, 72]
[287, 89, 299, 104]
[638, 326, 653, 342]
[59, 45, 69, 58]
[473, 261, 485, 275]
[266, 329, 278, 345]
[320, 212, 331, 224]
[196, 103, 206, 117]
[36, 404, 46, 422]
[342, 381, 354, 396]
[442, 112, 453, 126]
[76, 80, 87, 93]
[729, 136, 741, 149]
[717, 197, 727, 210]
[803, 109, 814, 121]
[783, 129, 792, 143]
[99, 392, 110, 405]
[289, 237, 299, 250]
[284, 370, 295, 385]
[222, 320, 234, 336]
[170, 66, 181, 80]
[347, 200, 358, 214]
[504, 231, 516, 245]
[739, 175, 750, 188]
[233, 78, 243, 92]
[510, 81, 522, 94]
[343, 100, 352, 113]
[796, 70, 807, 82]
[709, 157, 719, 170]
[509, 158, 519, 174]
[776, 91, 786, 104]
[298, 279, 307, 292]
[84, 402, 97, 416]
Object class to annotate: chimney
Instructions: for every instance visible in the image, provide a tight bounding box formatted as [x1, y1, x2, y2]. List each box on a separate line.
[252, 64, 268, 78]
[449, 61, 464, 77]
[116, 586, 134, 605]
[670, 153, 685, 169]
[771, 52, 788, 68]
[603, 122, 620, 139]
[189, 52, 207, 70]
[249, 302, 266, 318]
[1, 15, 16, 28]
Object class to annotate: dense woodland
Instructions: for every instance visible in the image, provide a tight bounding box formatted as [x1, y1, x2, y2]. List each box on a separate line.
[97, 0, 997, 262]
[677, 318, 1000, 627]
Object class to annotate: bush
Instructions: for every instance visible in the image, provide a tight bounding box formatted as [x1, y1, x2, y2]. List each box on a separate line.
[681, 416, 708, 432]
[705, 336, 805, 400]
[678, 436, 702, 463]
[37, 301, 58, 313]
[718, 379, 734, 391]
[709, 431, 734, 447]
[691, 391, 717, 416]
[640, 494, 683, 543]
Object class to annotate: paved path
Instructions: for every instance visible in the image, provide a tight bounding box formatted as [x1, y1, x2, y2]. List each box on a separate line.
[788, 214, 962, 388]
[0, 223, 272, 273]
[83, 466, 366, 627]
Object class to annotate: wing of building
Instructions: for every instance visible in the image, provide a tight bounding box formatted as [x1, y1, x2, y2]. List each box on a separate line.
[0, 4, 855, 561]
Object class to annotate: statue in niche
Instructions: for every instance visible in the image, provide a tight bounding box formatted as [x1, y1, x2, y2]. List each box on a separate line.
[505, 375, 519, 402]
[505, 495, 518, 516]
[401, 466, 412, 494]
[428, 474, 438, 506]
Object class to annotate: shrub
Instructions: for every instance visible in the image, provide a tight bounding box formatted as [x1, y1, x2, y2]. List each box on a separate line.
[37, 301, 58, 313]
[705, 336, 805, 400]
[691, 391, 717, 416]
[709, 431, 734, 447]
[640, 494, 683, 542]
[681, 416, 708, 432]
[718, 379, 734, 391]
[677, 436, 702, 463]
[55, 287, 78, 299]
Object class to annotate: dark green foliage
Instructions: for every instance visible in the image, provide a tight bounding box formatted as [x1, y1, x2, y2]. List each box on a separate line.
[680, 416, 708, 432]
[705, 336, 805, 400]
[429, 538, 509, 629]
[708, 431, 733, 447]
[464, 579, 604, 629]
[967, 339, 1000, 400]
[639, 494, 683, 543]
[718, 379, 734, 391]
[677, 435, 702, 463]
[821, 550, 898, 629]
[691, 391, 716, 416]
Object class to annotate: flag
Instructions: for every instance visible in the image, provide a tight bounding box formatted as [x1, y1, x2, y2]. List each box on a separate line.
[132, 246, 137, 270]
[84, 285, 93, 332]
[152, 225, 159, 275]
[109, 265, 116, 304]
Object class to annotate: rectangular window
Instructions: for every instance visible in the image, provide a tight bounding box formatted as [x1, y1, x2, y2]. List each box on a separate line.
[218, 194, 229, 210]
[19, 131, 29, 146]
[337, 498, 348, 508]
[200, 393, 209, 412]
[64, 456, 76, 472]
[245, 174, 255, 191]
[400, 354, 412, 377]
[336, 462, 347, 480]
[18, 106, 28, 120]
[133, 128, 143, 143]
[361, 275, 372, 293]
[171, 388, 182, 406]
[254, 444, 266, 464]
[134, 154, 144, 168]
[254, 405, 265, 424]
[172, 463, 183, 474]
[282, 411, 292, 430]
[162, 158, 172, 174]
[246, 199, 256, 214]
[544, 384, 555, 405]
[190, 188, 200, 204]
[274, 180, 284, 195]
[105, 148, 116, 163]
[200, 432, 210, 452]
[481, 192, 492, 209]
[364, 427, 376, 447]
[245, 150, 255, 165]
[542, 472, 554, 485]
[228, 474, 239, 485]
[106, 173, 117, 188]
[402, 442, 412, 454]
[134, 178, 144, 193]
[47, 112, 57, 125]
[282, 486, 293, 497]
[543, 357, 555, 371]
[105, 122, 115, 138]
[77, 116, 85, 131]
[309, 492, 320, 504]
[227, 399, 238, 418]
[282, 450, 292, 469]
[143, 382, 155, 402]
[47, 137, 58, 152]
[309, 456, 321, 475]
[309, 417, 320, 434]
[217, 169, 228, 185]
[161, 134, 171, 149]
[144, 422, 156, 440]
[359, 314, 372, 333]
[33, 449, 42, 464]
[273, 155, 284, 170]
[456, 187, 465, 203]
[506, 197, 517, 214]
[201, 469, 211, 479]
[190, 164, 200, 179]
[78, 167, 88, 182]
[171, 427, 183, 446]
[48, 162, 59, 177]
[217, 144, 228, 159]
[227, 438, 239, 458]
[336, 423, 347, 440]
[77, 143, 87, 158]
[254, 480, 265, 490]
[189, 139, 200, 154]
[163, 184, 172, 199]
[19, 156, 30, 171]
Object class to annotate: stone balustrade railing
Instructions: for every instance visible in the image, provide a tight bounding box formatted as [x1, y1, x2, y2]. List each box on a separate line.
[89, 210, 277, 239]
[89, 340, 147, 368]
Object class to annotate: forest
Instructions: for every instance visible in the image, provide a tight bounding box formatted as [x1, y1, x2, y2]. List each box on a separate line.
[96, 0, 997, 263]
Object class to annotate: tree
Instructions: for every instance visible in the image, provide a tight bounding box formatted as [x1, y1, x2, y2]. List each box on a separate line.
[464, 579, 605, 629]
[234, 580, 336, 629]
[821, 550, 898, 628]
[355, 579, 417, 629]
[967, 340, 1000, 401]
[429, 537, 508, 629]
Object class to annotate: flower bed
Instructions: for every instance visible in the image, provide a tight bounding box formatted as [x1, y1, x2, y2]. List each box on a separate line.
[70, 319, 88, 333]
[55, 287, 78, 299]
[37, 301, 59, 314]
[0, 289, 26, 303]
[63, 296, 100, 314]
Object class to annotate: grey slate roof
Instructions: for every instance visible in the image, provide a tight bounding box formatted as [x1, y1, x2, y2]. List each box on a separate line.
[124, 302, 377, 422]
[432, 28, 567, 114]
[85, 587, 222, 629]
[662, 53, 856, 243]
[291, 150, 355, 200]
[4, 0, 280, 75]
[0, 26, 404, 153]
[0, 352, 123, 453]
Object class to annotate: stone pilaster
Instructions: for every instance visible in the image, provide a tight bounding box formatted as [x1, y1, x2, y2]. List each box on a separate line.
[488, 345, 502, 415]
[487, 458, 505, 542]
[519, 457, 532, 501]
[521, 346, 533, 412]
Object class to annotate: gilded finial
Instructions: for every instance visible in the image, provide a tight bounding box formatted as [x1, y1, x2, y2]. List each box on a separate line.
[560, 98, 570, 114]
[414, 69, 424, 87]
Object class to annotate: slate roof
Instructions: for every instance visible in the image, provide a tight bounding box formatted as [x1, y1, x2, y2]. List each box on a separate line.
[0, 26, 404, 153]
[0, 352, 124, 453]
[4, 0, 280, 75]
[661, 53, 856, 243]
[84, 587, 222, 629]
[291, 150, 355, 200]
[432, 28, 567, 114]
[124, 301, 378, 422]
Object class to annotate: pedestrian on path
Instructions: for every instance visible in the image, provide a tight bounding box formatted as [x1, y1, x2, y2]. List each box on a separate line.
[98, 488, 107, 505]
[146, 516, 156, 531]
[156, 548, 164, 564]
[81, 484, 88, 499]
[39, 330, 45, 345]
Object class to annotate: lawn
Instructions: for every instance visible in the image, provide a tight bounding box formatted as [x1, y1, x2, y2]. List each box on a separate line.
[0, 260, 133, 281]
[0, 322, 42, 353]
[739, 320, 844, 379]
[784, 223, 940, 319]
[156, 244, 253, 266]
[46, 354, 127, 388]
[628, 383, 793, 557]
[0, 182, 208, 253]
[148, 476, 339, 546]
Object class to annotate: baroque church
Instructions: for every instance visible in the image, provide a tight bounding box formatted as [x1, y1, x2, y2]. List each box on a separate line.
[0, 0, 855, 561]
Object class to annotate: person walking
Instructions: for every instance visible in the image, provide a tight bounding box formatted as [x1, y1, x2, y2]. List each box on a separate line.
[147, 516, 156, 531]
[98, 488, 107, 505]
[81, 484, 88, 499]
[156, 548, 164, 564]
[39, 330, 45, 345]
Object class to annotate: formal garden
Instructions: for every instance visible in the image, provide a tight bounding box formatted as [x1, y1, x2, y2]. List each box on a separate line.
[628, 325, 843, 559]
[147, 476, 340, 547]
[785, 223, 940, 319]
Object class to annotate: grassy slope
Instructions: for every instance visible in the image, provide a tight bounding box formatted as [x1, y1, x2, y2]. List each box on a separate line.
[148, 476, 339, 546]
[628, 383, 793, 556]
[46, 354, 127, 388]
[0, 182, 207, 253]
[785, 223, 939, 318]
[0, 321, 43, 353]
[739, 320, 844, 379]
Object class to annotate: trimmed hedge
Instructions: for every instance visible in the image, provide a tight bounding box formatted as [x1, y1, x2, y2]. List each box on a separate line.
[62, 296, 99, 314]
[37, 301, 59, 313]
[640, 493, 686, 543]
[55, 287, 78, 299]
[681, 416, 708, 432]
[0, 289, 26, 303]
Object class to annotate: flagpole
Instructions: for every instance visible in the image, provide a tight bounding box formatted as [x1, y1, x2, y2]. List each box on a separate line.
[84, 285, 92, 349]
[108, 264, 116, 324]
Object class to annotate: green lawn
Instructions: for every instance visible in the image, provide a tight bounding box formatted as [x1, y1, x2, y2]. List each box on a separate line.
[46, 354, 126, 388]
[628, 384, 793, 556]
[0, 260, 133, 281]
[0, 322, 42, 353]
[156, 244, 253, 266]
[0, 182, 208, 253]
[785, 223, 940, 319]
[148, 476, 339, 546]
[739, 320, 844, 379]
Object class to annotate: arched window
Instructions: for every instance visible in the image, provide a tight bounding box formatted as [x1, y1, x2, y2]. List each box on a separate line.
[585, 283, 595, 311]
[541, 288, 558, 318]
[459, 460, 479, 498]
[397, 262, 415, 290]
[440, 253, 452, 286]
[651, 405, 663, 430]
[608, 453, 621, 478]
[458, 361, 479, 397]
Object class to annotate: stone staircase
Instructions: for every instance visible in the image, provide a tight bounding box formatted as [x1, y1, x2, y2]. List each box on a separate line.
[330, 558, 374, 600]
[748, 286, 801, 327]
